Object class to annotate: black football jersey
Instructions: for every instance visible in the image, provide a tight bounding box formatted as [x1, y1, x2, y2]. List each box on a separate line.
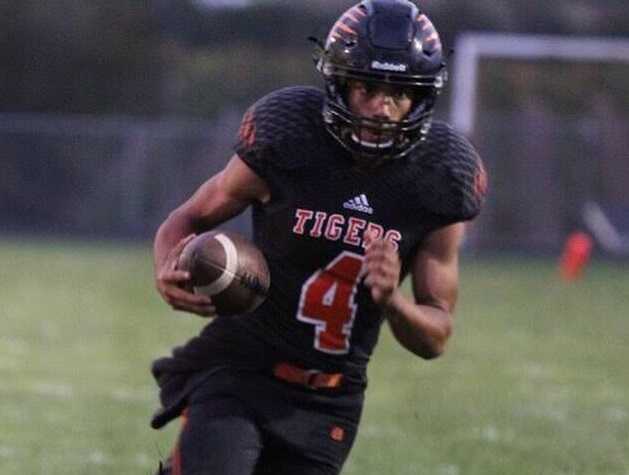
[233, 86, 484, 370]
[152, 86, 486, 417]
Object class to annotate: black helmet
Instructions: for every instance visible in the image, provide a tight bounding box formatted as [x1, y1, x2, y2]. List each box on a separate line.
[316, 0, 447, 161]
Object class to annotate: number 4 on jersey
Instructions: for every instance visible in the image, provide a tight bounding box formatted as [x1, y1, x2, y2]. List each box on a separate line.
[297, 252, 365, 354]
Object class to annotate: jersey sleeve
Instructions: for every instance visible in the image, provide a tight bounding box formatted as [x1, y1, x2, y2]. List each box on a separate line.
[443, 128, 488, 221]
[234, 95, 278, 182]
[416, 121, 488, 223]
[234, 86, 325, 189]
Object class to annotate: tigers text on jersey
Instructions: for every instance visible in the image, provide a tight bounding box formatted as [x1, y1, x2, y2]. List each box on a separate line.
[150, 86, 486, 428]
[292, 209, 402, 250]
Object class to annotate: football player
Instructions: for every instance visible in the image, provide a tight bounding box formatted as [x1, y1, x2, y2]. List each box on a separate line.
[152, 1, 487, 474]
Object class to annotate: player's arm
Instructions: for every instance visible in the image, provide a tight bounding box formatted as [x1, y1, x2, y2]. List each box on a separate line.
[364, 223, 464, 359]
[153, 154, 270, 316]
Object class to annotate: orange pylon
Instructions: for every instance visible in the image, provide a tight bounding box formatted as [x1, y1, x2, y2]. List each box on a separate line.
[559, 232, 593, 281]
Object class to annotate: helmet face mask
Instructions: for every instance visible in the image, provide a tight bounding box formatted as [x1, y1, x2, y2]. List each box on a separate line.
[316, 0, 447, 163]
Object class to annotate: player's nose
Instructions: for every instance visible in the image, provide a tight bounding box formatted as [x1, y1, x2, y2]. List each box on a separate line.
[367, 91, 395, 120]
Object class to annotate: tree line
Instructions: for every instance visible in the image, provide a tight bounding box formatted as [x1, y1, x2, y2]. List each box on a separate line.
[1, 0, 627, 118]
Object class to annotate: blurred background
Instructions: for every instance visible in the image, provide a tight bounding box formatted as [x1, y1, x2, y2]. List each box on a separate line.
[2, 0, 628, 254]
[2, 2, 629, 475]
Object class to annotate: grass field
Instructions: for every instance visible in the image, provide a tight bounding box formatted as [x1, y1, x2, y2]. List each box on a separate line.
[0, 238, 628, 475]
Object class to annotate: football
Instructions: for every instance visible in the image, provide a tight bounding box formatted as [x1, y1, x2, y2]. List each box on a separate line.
[177, 230, 270, 316]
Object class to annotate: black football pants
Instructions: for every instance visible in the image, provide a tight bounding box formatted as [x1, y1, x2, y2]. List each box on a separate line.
[157, 369, 363, 475]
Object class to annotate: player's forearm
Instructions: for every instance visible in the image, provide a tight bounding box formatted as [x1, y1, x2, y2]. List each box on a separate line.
[153, 208, 198, 271]
[384, 290, 453, 359]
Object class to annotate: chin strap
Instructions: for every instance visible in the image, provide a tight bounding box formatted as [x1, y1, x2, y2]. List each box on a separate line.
[308, 36, 325, 70]
[350, 133, 394, 149]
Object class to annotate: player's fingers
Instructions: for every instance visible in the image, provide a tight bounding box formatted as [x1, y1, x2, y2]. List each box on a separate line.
[364, 262, 388, 287]
[365, 240, 396, 263]
[160, 269, 191, 284]
[364, 247, 385, 269]
[171, 300, 216, 315]
[156, 271, 191, 297]
[378, 241, 397, 260]
[363, 229, 375, 248]
[169, 234, 197, 270]
[365, 254, 391, 274]
[371, 286, 383, 303]
[172, 302, 216, 318]
[365, 236, 382, 252]
[369, 271, 390, 288]
[379, 255, 399, 274]
[364, 271, 392, 288]
[164, 285, 212, 306]
[176, 233, 197, 252]
[364, 265, 381, 282]
[368, 248, 399, 273]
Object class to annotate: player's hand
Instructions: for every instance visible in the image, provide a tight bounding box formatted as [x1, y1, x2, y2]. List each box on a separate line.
[363, 230, 401, 306]
[155, 234, 216, 317]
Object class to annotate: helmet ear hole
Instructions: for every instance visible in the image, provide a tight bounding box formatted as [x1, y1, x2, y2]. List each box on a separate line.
[410, 86, 435, 106]
[414, 86, 432, 99]
[329, 76, 350, 105]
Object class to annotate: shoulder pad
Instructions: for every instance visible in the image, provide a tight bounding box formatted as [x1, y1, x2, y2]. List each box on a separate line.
[235, 87, 325, 176]
[412, 121, 488, 221]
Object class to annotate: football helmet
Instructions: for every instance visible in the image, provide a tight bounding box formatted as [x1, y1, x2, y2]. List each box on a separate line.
[316, 0, 447, 161]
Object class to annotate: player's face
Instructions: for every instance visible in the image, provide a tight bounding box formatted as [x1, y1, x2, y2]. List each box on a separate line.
[346, 80, 414, 144]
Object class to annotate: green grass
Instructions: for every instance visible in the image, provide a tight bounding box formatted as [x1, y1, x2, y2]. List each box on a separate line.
[0, 240, 628, 474]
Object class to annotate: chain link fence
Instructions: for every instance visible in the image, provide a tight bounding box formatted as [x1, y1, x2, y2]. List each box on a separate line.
[0, 111, 249, 240]
[1, 110, 627, 252]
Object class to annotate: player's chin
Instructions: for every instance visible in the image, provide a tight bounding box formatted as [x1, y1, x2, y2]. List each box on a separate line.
[353, 129, 394, 148]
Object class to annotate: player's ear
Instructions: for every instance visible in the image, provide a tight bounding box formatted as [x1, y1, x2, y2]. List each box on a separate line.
[334, 77, 351, 105]
[308, 36, 325, 69]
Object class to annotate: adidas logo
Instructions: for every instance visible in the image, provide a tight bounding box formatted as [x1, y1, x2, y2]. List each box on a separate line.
[343, 194, 374, 215]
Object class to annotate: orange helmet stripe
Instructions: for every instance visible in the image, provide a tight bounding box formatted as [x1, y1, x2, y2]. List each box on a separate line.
[335, 21, 357, 36]
[351, 6, 367, 17]
[344, 11, 360, 23]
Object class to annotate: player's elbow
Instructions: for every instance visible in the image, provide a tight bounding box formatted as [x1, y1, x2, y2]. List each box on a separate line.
[388, 305, 454, 360]
[418, 341, 446, 360]
[163, 206, 206, 235]
[414, 324, 453, 360]
[412, 339, 445, 360]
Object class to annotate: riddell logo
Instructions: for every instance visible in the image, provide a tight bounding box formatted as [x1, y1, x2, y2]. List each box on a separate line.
[371, 61, 408, 72]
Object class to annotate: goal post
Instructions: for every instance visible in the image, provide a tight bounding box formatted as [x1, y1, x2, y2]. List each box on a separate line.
[448, 33, 629, 254]
[450, 33, 629, 136]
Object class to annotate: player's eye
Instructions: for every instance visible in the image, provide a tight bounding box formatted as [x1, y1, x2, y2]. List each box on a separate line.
[349, 81, 375, 96]
[356, 81, 413, 103]
[361, 81, 378, 95]
[391, 87, 413, 101]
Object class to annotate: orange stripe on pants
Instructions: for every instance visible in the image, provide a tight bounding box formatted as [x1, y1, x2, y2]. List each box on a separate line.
[172, 409, 189, 475]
